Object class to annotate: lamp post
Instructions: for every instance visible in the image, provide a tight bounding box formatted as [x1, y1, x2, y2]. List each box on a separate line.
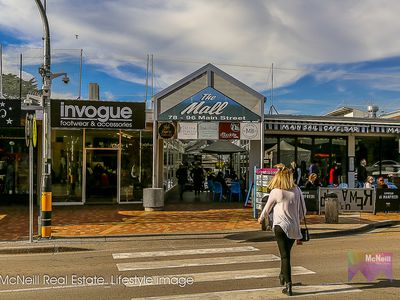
[34, 0, 52, 238]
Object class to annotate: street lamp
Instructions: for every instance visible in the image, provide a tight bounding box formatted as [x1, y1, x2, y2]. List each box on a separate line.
[34, 0, 53, 238]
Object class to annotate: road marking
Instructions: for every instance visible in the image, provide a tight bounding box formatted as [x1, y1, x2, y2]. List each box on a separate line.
[132, 284, 361, 299]
[124, 266, 315, 287]
[113, 246, 259, 259]
[117, 254, 280, 271]
[0, 283, 107, 294]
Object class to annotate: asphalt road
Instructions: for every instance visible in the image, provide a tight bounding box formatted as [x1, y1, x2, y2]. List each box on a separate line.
[0, 226, 398, 300]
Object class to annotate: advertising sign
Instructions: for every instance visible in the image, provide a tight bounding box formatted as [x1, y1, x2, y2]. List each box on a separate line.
[177, 122, 197, 139]
[219, 122, 240, 139]
[240, 122, 261, 140]
[51, 100, 145, 129]
[0, 99, 21, 127]
[158, 122, 176, 139]
[158, 87, 261, 122]
[375, 189, 400, 212]
[198, 122, 218, 140]
[319, 188, 375, 212]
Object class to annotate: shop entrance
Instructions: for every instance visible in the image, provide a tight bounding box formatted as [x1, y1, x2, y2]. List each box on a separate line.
[84, 149, 118, 204]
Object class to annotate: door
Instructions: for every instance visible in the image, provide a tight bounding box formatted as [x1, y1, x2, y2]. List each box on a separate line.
[85, 149, 118, 203]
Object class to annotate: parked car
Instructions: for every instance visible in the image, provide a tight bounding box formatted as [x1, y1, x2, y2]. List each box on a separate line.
[366, 160, 400, 175]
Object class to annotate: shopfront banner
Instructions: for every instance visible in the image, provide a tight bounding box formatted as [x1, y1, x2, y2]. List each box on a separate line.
[219, 122, 240, 139]
[240, 122, 261, 140]
[375, 189, 400, 212]
[198, 122, 218, 140]
[0, 99, 21, 127]
[319, 188, 375, 212]
[51, 100, 145, 129]
[158, 87, 261, 122]
[177, 122, 197, 139]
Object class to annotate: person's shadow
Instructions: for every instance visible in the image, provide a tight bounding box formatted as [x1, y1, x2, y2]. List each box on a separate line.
[290, 279, 399, 297]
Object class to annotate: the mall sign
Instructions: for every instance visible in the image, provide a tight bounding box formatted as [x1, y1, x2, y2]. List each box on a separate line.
[51, 100, 145, 129]
[158, 87, 260, 122]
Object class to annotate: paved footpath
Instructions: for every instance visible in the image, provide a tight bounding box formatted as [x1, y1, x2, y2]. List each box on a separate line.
[1, 200, 399, 242]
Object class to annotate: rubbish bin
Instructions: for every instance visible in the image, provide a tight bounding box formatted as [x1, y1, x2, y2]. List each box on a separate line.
[325, 193, 339, 224]
[143, 188, 164, 211]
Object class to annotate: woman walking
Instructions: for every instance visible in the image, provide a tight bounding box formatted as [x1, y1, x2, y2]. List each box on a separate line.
[258, 165, 306, 296]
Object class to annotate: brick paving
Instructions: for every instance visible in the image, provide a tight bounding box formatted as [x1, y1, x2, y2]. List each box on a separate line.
[0, 200, 399, 241]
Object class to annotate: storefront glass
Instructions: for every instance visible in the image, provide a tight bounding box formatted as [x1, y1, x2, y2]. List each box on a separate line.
[0, 128, 32, 200]
[356, 137, 400, 179]
[264, 137, 278, 167]
[163, 140, 184, 191]
[52, 129, 83, 203]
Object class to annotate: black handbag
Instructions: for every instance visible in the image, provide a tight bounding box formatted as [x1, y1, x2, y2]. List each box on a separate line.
[300, 203, 310, 242]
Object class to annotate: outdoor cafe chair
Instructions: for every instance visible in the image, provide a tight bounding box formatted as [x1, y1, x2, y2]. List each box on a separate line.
[229, 181, 242, 202]
[212, 181, 223, 202]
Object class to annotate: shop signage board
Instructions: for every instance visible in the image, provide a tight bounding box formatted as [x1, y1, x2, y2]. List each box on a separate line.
[177, 122, 197, 139]
[0, 99, 21, 127]
[158, 87, 261, 122]
[319, 188, 375, 212]
[198, 122, 218, 139]
[375, 189, 400, 212]
[51, 100, 145, 129]
[251, 167, 278, 217]
[219, 122, 240, 139]
[301, 189, 319, 212]
[158, 122, 176, 139]
[240, 122, 261, 140]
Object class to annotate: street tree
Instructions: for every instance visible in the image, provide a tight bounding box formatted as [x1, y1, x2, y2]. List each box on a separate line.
[1, 73, 39, 99]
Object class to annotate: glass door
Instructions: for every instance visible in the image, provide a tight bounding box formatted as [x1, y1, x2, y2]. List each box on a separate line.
[85, 149, 118, 204]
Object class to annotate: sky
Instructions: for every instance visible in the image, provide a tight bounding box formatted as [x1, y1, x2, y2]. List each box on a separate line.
[2, 0, 400, 115]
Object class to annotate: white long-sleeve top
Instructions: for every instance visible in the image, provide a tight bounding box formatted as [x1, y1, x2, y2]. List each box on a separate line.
[259, 186, 306, 240]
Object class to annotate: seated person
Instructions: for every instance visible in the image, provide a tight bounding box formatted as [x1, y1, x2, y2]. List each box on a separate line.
[377, 176, 388, 189]
[304, 173, 320, 190]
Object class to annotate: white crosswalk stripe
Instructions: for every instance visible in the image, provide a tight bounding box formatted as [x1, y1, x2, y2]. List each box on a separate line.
[113, 246, 259, 259]
[117, 254, 280, 271]
[131, 284, 362, 300]
[111, 246, 362, 299]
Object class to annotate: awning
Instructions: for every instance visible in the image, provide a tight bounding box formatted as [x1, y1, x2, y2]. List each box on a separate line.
[202, 140, 247, 154]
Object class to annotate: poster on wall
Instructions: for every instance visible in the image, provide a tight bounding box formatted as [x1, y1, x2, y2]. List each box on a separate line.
[198, 122, 218, 139]
[240, 122, 261, 140]
[219, 122, 240, 139]
[51, 100, 146, 129]
[177, 122, 197, 139]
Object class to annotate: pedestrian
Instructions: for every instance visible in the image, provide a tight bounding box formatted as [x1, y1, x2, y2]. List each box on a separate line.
[356, 159, 367, 188]
[309, 160, 320, 178]
[328, 163, 338, 186]
[365, 176, 374, 188]
[258, 165, 307, 296]
[176, 164, 188, 200]
[191, 162, 204, 197]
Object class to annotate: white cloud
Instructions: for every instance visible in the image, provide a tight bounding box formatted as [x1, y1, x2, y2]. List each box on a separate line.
[2, 0, 400, 93]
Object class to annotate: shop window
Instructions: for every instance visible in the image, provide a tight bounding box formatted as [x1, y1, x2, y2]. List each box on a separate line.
[0, 134, 32, 197]
[279, 137, 296, 167]
[52, 130, 83, 203]
[331, 138, 347, 184]
[264, 137, 278, 167]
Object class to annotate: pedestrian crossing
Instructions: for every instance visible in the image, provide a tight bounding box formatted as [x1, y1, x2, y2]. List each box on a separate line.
[111, 245, 362, 299]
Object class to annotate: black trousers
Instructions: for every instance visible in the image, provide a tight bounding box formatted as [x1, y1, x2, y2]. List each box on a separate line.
[274, 225, 295, 283]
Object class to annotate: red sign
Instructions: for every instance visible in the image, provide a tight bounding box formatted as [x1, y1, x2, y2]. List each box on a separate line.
[219, 122, 240, 139]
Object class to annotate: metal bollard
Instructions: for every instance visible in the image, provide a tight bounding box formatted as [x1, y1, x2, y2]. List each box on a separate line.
[41, 192, 52, 237]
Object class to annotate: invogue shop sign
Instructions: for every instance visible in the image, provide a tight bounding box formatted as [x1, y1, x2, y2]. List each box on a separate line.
[51, 100, 145, 129]
[319, 188, 375, 212]
[158, 87, 261, 122]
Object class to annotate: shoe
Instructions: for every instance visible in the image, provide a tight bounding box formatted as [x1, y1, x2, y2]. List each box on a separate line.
[279, 274, 285, 286]
[282, 282, 293, 296]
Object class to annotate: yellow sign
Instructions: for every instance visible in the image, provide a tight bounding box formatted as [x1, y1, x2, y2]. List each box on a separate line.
[32, 114, 37, 147]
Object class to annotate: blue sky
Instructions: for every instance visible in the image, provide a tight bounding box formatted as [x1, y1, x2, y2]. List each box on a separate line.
[2, 0, 400, 115]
